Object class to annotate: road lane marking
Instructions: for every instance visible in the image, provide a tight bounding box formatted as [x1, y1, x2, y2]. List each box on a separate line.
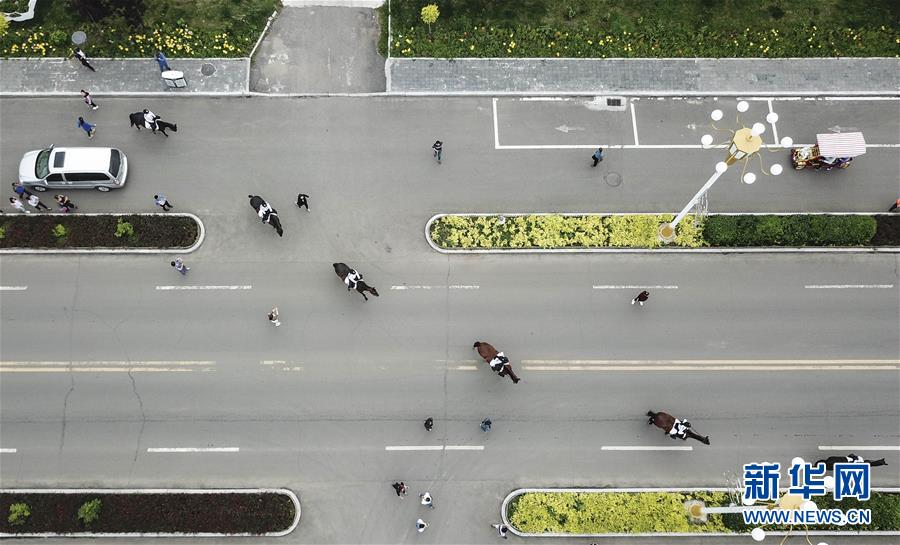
[492, 98, 500, 149]
[804, 284, 894, 289]
[385, 445, 483, 451]
[0, 286, 27, 291]
[156, 285, 253, 290]
[767, 98, 780, 145]
[0, 448, 17, 453]
[391, 285, 480, 290]
[602, 446, 693, 451]
[520, 359, 900, 371]
[630, 102, 639, 145]
[818, 446, 900, 451]
[592, 285, 678, 289]
[0, 360, 215, 373]
[148, 447, 239, 453]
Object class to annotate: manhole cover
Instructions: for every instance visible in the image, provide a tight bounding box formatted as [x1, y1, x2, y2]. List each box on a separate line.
[201, 63, 216, 76]
[604, 172, 622, 187]
[71, 31, 87, 45]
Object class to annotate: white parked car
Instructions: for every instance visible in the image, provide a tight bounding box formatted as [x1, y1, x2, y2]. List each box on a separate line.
[18, 145, 128, 192]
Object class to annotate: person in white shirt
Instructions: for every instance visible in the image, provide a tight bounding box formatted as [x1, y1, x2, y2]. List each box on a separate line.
[9, 197, 30, 213]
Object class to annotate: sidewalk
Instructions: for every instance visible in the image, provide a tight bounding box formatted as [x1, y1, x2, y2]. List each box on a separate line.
[0, 57, 249, 95]
[387, 57, 900, 96]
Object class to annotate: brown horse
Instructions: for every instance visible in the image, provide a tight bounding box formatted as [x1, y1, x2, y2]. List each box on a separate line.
[647, 410, 709, 445]
[814, 455, 887, 470]
[473, 341, 520, 384]
[333, 263, 379, 301]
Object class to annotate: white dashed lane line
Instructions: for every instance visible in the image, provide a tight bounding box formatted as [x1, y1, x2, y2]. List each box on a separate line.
[0, 360, 215, 373]
[601, 446, 693, 451]
[391, 285, 480, 290]
[0, 286, 27, 291]
[147, 447, 240, 453]
[592, 285, 678, 290]
[804, 284, 894, 289]
[0, 448, 17, 453]
[818, 446, 900, 451]
[156, 285, 253, 290]
[385, 445, 483, 451]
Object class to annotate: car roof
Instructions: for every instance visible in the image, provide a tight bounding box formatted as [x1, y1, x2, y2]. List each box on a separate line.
[50, 147, 114, 172]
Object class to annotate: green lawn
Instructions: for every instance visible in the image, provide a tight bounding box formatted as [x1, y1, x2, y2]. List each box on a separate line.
[1, 0, 280, 57]
[380, 0, 899, 57]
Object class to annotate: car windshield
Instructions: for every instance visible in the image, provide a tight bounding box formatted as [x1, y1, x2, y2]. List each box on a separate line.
[109, 149, 120, 177]
[35, 148, 51, 178]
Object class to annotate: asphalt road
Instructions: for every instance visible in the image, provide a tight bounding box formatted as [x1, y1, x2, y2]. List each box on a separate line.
[1, 96, 899, 544]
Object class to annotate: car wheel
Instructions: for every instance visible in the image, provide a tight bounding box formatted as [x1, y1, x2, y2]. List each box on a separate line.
[32, 185, 46, 192]
[96, 186, 110, 192]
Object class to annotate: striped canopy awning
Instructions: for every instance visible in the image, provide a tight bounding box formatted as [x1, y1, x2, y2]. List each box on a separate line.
[816, 132, 867, 157]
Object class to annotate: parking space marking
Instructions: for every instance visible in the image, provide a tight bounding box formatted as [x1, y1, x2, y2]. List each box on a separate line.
[492, 98, 500, 149]
[805, 284, 894, 289]
[148, 447, 239, 453]
[0, 286, 27, 291]
[602, 446, 693, 451]
[156, 285, 253, 290]
[767, 98, 780, 144]
[818, 446, 900, 451]
[630, 101, 639, 145]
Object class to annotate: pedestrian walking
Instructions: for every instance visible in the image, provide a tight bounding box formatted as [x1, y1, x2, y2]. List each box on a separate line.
[55, 194, 77, 212]
[268, 306, 281, 327]
[591, 147, 604, 167]
[9, 197, 30, 214]
[631, 290, 650, 306]
[81, 90, 99, 110]
[419, 492, 434, 509]
[392, 482, 408, 498]
[423, 417, 433, 432]
[77, 116, 96, 138]
[27, 194, 50, 211]
[481, 418, 492, 433]
[154, 194, 173, 211]
[73, 47, 96, 71]
[296, 193, 310, 211]
[432, 140, 443, 164]
[11, 181, 33, 199]
[170, 257, 190, 275]
[416, 519, 428, 533]
[492, 523, 509, 539]
[889, 198, 900, 212]
[155, 51, 171, 72]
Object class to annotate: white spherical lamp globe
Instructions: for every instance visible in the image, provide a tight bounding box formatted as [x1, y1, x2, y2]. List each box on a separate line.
[766, 112, 779, 123]
[792, 457, 805, 467]
[771, 164, 783, 176]
[751, 527, 766, 541]
[701, 134, 714, 147]
[752, 122, 766, 136]
[737, 101, 750, 113]
[780, 136, 794, 148]
[817, 542, 829, 545]
[801, 500, 818, 512]
[711, 109, 724, 121]
[742, 496, 756, 506]
[743, 172, 757, 184]
[715, 161, 728, 173]
[823, 476, 835, 490]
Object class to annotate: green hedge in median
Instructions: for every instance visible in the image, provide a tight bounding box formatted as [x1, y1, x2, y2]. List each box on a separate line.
[429, 214, 895, 249]
[508, 490, 900, 534]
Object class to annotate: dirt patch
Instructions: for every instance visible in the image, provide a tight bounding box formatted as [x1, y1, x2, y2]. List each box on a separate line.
[871, 214, 900, 246]
[0, 214, 199, 249]
[0, 492, 296, 534]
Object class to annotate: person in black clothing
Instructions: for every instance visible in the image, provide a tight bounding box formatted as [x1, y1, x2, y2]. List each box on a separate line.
[392, 481, 408, 497]
[632, 290, 650, 306]
[423, 417, 433, 431]
[296, 193, 310, 211]
[73, 48, 96, 71]
[432, 140, 443, 164]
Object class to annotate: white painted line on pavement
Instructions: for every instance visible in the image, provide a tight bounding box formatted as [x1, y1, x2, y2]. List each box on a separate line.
[445, 445, 485, 451]
[391, 285, 480, 290]
[385, 446, 444, 451]
[0, 286, 27, 291]
[805, 284, 894, 289]
[519, 97, 571, 101]
[454, 365, 479, 370]
[496, 143, 899, 150]
[0, 360, 215, 373]
[593, 285, 678, 289]
[630, 102, 639, 146]
[156, 285, 253, 290]
[767, 99, 780, 144]
[818, 446, 900, 451]
[0, 448, 17, 453]
[148, 447, 239, 453]
[521, 359, 900, 371]
[492, 98, 500, 149]
[602, 446, 693, 451]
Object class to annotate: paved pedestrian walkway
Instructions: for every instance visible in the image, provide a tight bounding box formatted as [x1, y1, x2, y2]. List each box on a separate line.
[387, 58, 900, 95]
[0, 57, 248, 95]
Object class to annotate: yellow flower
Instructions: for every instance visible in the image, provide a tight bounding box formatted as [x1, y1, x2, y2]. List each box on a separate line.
[470, 44, 475, 50]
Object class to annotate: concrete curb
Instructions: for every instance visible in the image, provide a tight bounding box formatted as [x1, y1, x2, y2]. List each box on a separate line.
[424, 213, 900, 254]
[0, 212, 205, 255]
[0, 488, 300, 537]
[501, 487, 900, 538]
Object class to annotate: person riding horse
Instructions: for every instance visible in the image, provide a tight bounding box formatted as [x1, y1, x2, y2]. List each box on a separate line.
[814, 454, 887, 470]
[248, 195, 284, 237]
[647, 410, 710, 445]
[344, 268, 363, 291]
[333, 263, 379, 301]
[473, 341, 520, 384]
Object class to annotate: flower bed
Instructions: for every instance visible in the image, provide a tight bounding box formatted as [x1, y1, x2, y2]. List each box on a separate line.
[0, 489, 298, 535]
[379, 1, 897, 58]
[0, 0, 278, 57]
[427, 214, 899, 250]
[0, 214, 200, 250]
[506, 489, 900, 535]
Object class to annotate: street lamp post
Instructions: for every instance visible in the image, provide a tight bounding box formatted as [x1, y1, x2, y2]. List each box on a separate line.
[658, 101, 792, 243]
